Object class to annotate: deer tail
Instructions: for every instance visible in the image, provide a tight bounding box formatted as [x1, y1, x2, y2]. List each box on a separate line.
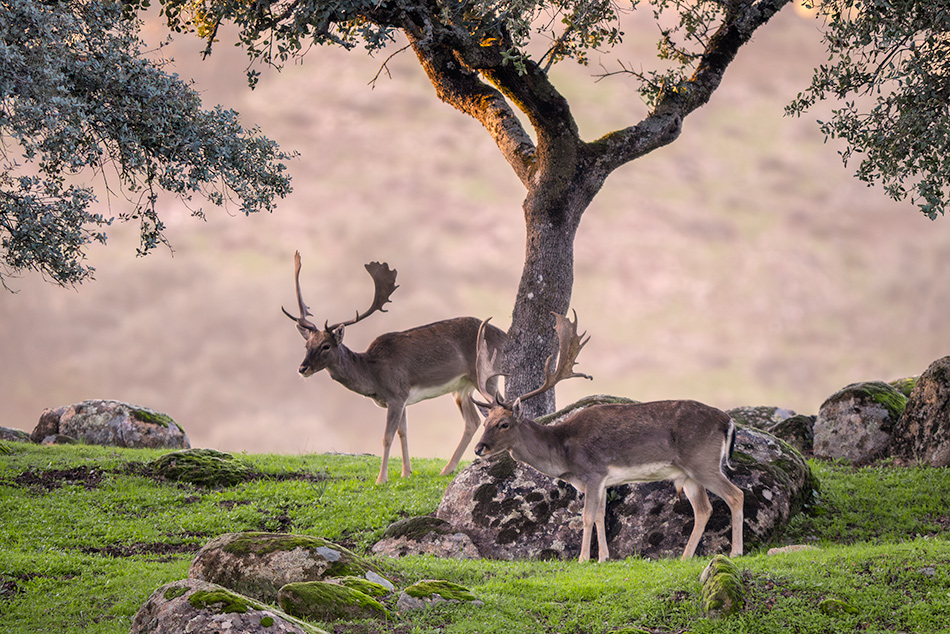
[723, 419, 737, 472]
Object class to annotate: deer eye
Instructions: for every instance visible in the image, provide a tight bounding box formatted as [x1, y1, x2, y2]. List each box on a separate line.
[320, 343, 332, 352]
[499, 421, 510, 430]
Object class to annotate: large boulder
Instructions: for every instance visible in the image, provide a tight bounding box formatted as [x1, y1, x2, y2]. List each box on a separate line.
[189, 532, 376, 604]
[728, 406, 814, 454]
[813, 381, 907, 463]
[892, 356, 950, 466]
[436, 399, 817, 560]
[31, 400, 189, 449]
[131, 579, 326, 634]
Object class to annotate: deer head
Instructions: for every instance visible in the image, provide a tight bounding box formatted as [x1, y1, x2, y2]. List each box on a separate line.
[282, 251, 399, 376]
[473, 311, 592, 456]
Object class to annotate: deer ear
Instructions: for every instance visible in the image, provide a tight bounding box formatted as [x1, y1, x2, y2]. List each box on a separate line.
[296, 323, 311, 340]
[511, 397, 523, 418]
[329, 324, 345, 344]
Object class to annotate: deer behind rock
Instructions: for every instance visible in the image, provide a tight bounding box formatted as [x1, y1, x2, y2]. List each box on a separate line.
[472, 312, 744, 561]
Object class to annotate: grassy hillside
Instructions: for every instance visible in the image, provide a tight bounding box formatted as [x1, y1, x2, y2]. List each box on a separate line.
[3, 443, 950, 633]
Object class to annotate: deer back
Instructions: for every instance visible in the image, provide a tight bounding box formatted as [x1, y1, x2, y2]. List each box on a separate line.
[362, 317, 507, 397]
[485, 400, 733, 485]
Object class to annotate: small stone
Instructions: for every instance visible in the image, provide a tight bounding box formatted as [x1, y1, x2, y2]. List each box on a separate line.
[766, 545, 819, 556]
[818, 597, 858, 615]
[396, 580, 483, 612]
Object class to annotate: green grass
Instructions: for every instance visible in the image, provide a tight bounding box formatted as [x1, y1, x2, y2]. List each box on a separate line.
[2, 443, 950, 634]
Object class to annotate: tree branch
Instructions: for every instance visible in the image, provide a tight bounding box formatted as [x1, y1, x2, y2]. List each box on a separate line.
[402, 18, 539, 186]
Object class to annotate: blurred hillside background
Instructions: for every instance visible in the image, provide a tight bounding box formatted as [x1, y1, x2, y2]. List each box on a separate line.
[1, 5, 947, 458]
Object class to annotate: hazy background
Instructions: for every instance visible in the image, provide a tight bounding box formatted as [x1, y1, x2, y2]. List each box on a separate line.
[2, 5, 947, 461]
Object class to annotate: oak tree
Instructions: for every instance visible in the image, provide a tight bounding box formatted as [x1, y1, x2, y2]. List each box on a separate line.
[160, 0, 792, 413]
[0, 0, 294, 287]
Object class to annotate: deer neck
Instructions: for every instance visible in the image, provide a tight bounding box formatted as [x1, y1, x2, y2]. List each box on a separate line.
[509, 419, 572, 481]
[326, 347, 382, 402]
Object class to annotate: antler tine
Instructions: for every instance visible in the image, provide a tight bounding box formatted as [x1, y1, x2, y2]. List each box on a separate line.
[330, 261, 399, 330]
[517, 310, 592, 403]
[282, 250, 319, 332]
[475, 318, 506, 402]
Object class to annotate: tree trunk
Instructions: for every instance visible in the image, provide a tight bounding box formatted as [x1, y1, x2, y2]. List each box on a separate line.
[503, 175, 598, 418]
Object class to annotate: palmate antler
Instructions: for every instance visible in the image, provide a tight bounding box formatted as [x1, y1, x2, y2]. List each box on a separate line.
[475, 310, 591, 407]
[282, 251, 399, 333]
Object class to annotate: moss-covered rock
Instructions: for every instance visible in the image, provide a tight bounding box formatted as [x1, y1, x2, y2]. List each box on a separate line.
[536, 394, 639, 426]
[372, 516, 481, 559]
[892, 356, 950, 466]
[889, 376, 919, 398]
[190, 532, 378, 603]
[149, 448, 261, 487]
[381, 515, 454, 541]
[726, 406, 797, 430]
[131, 579, 326, 634]
[767, 414, 815, 454]
[0, 427, 30, 443]
[333, 576, 392, 598]
[396, 580, 483, 611]
[277, 581, 390, 621]
[728, 407, 815, 454]
[700, 555, 745, 617]
[31, 400, 189, 449]
[818, 597, 859, 615]
[814, 381, 907, 463]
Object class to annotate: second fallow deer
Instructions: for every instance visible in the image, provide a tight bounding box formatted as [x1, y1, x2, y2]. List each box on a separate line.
[472, 312, 744, 562]
[283, 251, 506, 485]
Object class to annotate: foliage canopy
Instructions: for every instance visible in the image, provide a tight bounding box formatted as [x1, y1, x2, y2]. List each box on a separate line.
[789, 0, 950, 219]
[0, 0, 295, 287]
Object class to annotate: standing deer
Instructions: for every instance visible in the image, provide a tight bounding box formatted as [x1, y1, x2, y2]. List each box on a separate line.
[472, 312, 744, 562]
[283, 251, 506, 485]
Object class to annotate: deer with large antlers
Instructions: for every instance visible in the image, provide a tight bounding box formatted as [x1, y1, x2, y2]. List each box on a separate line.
[283, 251, 506, 485]
[472, 312, 744, 562]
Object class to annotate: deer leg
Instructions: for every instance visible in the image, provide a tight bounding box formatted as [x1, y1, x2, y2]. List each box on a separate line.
[579, 481, 607, 563]
[706, 476, 745, 557]
[595, 485, 610, 562]
[443, 388, 481, 475]
[576, 483, 593, 562]
[680, 478, 712, 560]
[377, 403, 407, 485]
[397, 409, 411, 478]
